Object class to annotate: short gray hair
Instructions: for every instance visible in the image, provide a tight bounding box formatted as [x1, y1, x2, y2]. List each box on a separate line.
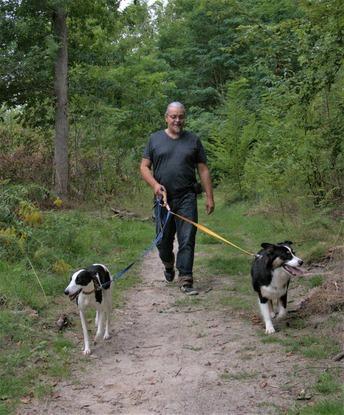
[165, 101, 185, 116]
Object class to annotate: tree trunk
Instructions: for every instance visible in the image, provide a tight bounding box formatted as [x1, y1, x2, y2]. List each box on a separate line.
[53, 8, 69, 198]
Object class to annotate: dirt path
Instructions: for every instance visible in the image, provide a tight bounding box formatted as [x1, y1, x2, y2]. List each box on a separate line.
[21, 249, 321, 415]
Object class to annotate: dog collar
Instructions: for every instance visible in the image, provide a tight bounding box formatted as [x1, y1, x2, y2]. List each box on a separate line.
[82, 278, 102, 295]
[82, 288, 95, 295]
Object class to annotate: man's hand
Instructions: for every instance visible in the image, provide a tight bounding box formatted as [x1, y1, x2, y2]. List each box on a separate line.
[154, 183, 166, 198]
[197, 162, 215, 215]
[206, 196, 215, 215]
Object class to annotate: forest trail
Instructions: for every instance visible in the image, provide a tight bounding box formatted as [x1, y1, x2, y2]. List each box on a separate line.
[20, 249, 323, 415]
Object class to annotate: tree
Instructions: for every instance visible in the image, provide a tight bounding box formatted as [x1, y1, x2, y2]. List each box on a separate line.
[0, 0, 121, 198]
[53, 6, 68, 197]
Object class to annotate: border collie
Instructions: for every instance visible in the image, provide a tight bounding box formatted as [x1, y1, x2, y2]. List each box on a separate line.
[64, 264, 112, 355]
[251, 241, 303, 334]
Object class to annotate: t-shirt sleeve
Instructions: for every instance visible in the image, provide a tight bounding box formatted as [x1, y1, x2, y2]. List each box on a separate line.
[142, 137, 152, 160]
[196, 138, 207, 164]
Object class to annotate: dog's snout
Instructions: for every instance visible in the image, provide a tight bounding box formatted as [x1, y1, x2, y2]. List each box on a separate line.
[64, 289, 69, 296]
[299, 260, 303, 266]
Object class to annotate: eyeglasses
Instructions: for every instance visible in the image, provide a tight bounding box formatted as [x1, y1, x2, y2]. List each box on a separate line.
[167, 114, 185, 120]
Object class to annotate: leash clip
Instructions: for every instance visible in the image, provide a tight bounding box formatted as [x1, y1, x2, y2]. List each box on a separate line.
[161, 190, 170, 211]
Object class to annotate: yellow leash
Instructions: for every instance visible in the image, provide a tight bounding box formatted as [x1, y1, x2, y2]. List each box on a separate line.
[161, 192, 255, 257]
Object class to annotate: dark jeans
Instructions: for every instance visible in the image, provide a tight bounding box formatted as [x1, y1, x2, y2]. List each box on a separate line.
[155, 192, 198, 283]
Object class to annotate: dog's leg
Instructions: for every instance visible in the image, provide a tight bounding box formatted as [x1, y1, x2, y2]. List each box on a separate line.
[103, 310, 111, 340]
[259, 299, 275, 334]
[268, 300, 276, 319]
[95, 310, 99, 328]
[103, 297, 112, 340]
[103, 289, 112, 340]
[94, 310, 104, 343]
[277, 293, 288, 319]
[79, 309, 91, 355]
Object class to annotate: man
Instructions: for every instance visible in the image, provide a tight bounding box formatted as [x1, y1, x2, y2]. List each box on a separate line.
[140, 102, 215, 295]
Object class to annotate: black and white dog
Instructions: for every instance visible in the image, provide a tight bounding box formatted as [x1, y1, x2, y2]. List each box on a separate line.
[64, 264, 112, 355]
[251, 242, 303, 334]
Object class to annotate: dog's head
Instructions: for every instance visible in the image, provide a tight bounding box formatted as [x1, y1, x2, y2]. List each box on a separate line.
[259, 241, 304, 276]
[64, 269, 95, 301]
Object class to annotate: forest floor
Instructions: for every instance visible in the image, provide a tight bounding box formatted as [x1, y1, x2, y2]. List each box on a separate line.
[19, 247, 344, 415]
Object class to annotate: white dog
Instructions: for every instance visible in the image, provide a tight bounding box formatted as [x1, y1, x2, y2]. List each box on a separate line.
[64, 264, 112, 355]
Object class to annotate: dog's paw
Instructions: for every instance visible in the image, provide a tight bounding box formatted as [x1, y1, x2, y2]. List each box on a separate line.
[270, 312, 276, 319]
[277, 310, 287, 319]
[103, 333, 111, 340]
[94, 333, 102, 343]
[83, 348, 92, 355]
[265, 325, 275, 334]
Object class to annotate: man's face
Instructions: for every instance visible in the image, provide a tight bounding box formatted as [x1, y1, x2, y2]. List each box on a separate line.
[165, 106, 185, 136]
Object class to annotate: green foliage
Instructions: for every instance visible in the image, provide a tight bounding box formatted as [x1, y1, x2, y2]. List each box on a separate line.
[0, 182, 50, 262]
[306, 275, 324, 289]
[157, 0, 252, 108]
[281, 335, 340, 359]
[206, 255, 250, 277]
[206, 78, 256, 189]
[1, 0, 344, 206]
[315, 372, 342, 395]
[291, 399, 344, 415]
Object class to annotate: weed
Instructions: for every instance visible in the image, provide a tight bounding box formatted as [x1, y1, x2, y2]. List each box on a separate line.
[183, 344, 202, 351]
[278, 334, 341, 359]
[300, 275, 325, 288]
[315, 372, 342, 395]
[289, 399, 344, 415]
[173, 296, 202, 308]
[220, 370, 258, 381]
[205, 255, 251, 276]
[219, 295, 251, 310]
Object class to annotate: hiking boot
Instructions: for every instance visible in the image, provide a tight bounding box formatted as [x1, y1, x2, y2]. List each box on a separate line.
[180, 285, 199, 296]
[164, 268, 175, 282]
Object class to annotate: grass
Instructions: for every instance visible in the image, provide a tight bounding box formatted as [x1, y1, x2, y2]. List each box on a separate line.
[288, 399, 344, 415]
[173, 296, 203, 308]
[259, 329, 341, 360]
[220, 370, 258, 381]
[315, 372, 342, 395]
[280, 334, 341, 359]
[219, 294, 252, 310]
[305, 274, 324, 289]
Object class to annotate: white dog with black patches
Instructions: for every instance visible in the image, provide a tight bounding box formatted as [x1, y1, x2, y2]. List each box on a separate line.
[251, 241, 304, 334]
[64, 264, 112, 355]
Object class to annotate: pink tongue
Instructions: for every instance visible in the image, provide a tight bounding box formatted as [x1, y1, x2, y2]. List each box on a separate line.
[284, 265, 303, 276]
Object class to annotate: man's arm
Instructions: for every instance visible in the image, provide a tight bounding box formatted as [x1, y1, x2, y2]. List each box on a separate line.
[197, 162, 215, 215]
[140, 158, 166, 197]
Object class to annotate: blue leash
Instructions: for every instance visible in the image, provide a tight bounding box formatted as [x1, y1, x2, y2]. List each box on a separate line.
[101, 199, 171, 289]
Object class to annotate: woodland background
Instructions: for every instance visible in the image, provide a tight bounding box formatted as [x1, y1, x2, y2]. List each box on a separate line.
[1, 0, 343, 209]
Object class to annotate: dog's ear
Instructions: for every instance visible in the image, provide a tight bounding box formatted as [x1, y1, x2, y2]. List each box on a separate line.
[278, 240, 293, 246]
[261, 243, 274, 251]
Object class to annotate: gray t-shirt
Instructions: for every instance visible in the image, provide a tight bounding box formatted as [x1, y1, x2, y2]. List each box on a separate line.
[143, 130, 207, 197]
